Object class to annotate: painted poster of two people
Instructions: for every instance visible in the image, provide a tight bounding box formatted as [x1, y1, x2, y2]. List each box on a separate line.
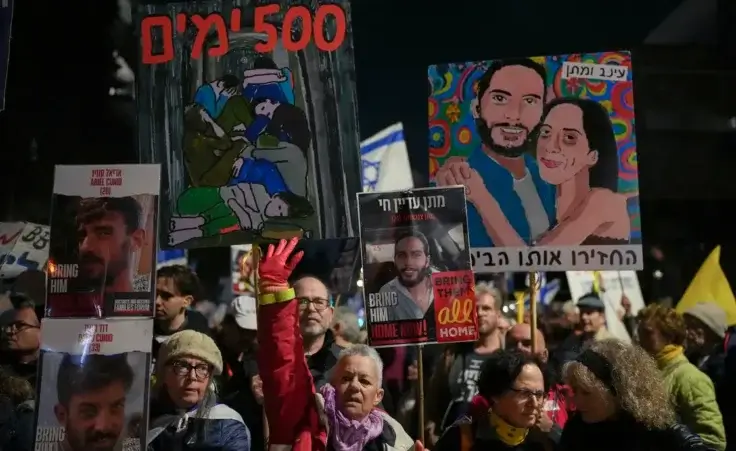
[429, 52, 643, 272]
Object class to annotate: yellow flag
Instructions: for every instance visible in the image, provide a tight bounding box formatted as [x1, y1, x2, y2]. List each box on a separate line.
[592, 271, 602, 294]
[677, 246, 736, 326]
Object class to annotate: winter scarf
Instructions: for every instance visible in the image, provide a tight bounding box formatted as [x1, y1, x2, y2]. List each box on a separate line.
[320, 384, 384, 451]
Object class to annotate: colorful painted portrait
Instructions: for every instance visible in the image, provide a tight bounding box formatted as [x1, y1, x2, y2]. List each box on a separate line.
[429, 52, 641, 271]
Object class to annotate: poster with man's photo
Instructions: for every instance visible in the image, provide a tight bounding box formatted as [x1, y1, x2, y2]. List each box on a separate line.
[429, 52, 642, 272]
[358, 186, 478, 347]
[34, 318, 152, 451]
[47, 165, 161, 317]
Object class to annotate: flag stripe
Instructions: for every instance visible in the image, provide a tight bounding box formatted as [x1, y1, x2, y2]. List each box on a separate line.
[360, 129, 405, 156]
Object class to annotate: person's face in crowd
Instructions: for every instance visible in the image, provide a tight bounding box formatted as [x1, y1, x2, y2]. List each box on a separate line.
[220, 316, 257, 354]
[475, 65, 544, 157]
[579, 307, 605, 334]
[568, 374, 617, 423]
[394, 237, 429, 288]
[637, 320, 668, 356]
[295, 277, 333, 339]
[476, 292, 499, 336]
[683, 315, 709, 353]
[54, 382, 127, 451]
[78, 211, 143, 283]
[164, 356, 212, 409]
[506, 324, 548, 363]
[332, 355, 384, 421]
[491, 363, 545, 428]
[563, 308, 580, 329]
[155, 277, 192, 322]
[497, 315, 511, 336]
[1, 307, 40, 353]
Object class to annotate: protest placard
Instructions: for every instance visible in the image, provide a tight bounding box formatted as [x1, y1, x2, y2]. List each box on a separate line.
[358, 186, 478, 347]
[137, 0, 361, 249]
[47, 165, 160, 317]
[34, 318, 152, 451]
[429, 52, 642, 272]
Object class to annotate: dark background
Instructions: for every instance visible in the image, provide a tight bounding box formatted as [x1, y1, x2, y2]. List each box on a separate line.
[1, 0, 735, 301]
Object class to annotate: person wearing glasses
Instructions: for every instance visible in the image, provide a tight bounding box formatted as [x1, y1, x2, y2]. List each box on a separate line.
[0, 293, 42, 390]
[148, 330, 250, 451]
[290, 274, 340, 389]
[435, 349, 548, 451]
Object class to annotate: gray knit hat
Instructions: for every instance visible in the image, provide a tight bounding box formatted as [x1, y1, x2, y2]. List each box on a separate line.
[683, 302, 728, 339]
[157, 330, 223, 375]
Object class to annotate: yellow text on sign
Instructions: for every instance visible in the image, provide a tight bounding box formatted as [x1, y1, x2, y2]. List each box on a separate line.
[437, 298, 473, 325]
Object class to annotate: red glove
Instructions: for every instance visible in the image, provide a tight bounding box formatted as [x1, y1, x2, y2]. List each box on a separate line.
[258, 237, 304, 293]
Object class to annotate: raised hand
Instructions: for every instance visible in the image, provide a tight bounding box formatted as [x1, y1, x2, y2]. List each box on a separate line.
[258, 237, 304, 293]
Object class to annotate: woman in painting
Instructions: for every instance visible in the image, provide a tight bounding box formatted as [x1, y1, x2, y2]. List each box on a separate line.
[466, 97, 630, 246]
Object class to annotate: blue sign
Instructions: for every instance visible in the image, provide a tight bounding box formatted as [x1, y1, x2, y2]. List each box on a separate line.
[0, 0, 13, 112]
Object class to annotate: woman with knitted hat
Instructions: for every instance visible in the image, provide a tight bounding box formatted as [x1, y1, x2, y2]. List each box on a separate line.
[147, 329, 251, 451]
[255, 238, 420, 451]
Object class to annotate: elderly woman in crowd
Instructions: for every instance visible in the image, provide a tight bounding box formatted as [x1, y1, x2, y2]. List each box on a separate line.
[560, 339, 714, 451]
[148, 330, 251, 451]
[256, 238, 415, 451]
[434, 348, 550, 451]
[637, 305, 726, 451]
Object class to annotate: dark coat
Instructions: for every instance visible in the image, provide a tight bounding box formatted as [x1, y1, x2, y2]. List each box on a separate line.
[559, 413, 716, 451]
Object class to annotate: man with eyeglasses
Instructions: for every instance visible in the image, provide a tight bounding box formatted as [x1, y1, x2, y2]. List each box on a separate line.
[0, 293, 42, 390]
[291, 274, 340, 388]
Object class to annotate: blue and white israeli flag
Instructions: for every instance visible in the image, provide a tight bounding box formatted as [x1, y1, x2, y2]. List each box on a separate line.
[157, 249, 188, 269]
[524, 273, 560, 306]
[360, 123, 414, 192]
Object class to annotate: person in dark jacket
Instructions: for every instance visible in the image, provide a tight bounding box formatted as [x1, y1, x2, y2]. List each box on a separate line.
[153, 266, 210, 369]
[0, 367, 35, 451]
[683, 303, 734, 451]
[148, 330, 250, 451]
[559, 338, 715, 451]
[435, 349, 550, 451]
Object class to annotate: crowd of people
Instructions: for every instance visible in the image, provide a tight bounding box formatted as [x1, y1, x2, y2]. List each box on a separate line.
[0, 238, 734, 451]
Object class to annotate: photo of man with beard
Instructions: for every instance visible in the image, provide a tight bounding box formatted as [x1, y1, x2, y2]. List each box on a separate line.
[378, 230, 435, 322]
[434, 58, 556, 247]
[74, 197, 147, 293]
[52, 353, 135, 451]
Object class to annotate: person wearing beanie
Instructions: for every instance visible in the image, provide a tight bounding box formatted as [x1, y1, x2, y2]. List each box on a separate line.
[147, 330, 251, 451]
[684, 302, 734, 451]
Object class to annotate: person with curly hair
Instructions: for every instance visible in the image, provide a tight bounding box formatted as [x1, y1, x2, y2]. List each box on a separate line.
[560, 339, 714, 451]
[637, 305, 726, 451]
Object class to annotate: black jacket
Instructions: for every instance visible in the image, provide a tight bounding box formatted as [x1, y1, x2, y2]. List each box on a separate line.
[560, 413, 716, 451]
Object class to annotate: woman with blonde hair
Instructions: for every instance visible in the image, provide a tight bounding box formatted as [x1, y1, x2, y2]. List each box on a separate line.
[637, 305, 726, 451]
[560, 339, 714, 451]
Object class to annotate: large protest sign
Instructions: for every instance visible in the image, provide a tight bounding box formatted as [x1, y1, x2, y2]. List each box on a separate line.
[47, 165, 161, 317]
[0, 222, 51, 279]
[34, 318, 152, 451]
[0, 0, 13, 112]
[358, 186, 477, 347]
[429, 52, 642, 272]
[567, 270, 644, 342]
[137, 0, 362, 249]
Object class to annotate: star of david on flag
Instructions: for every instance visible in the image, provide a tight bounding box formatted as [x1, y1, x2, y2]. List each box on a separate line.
[360, 123, 414, 192]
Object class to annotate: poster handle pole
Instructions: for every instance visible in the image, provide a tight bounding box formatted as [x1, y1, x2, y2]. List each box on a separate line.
[416, 343, 425, 444]
[529, 271, 539, 355]
[247, 245, 269, 451]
